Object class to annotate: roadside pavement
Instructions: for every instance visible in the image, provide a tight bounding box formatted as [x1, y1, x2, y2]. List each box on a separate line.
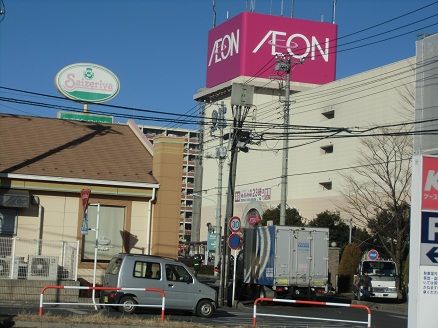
[352, 299, 408, 315]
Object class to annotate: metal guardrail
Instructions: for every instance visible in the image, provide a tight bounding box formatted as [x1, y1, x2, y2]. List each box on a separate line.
[39, 285, 166, 321]
[252, 297, 372, 328]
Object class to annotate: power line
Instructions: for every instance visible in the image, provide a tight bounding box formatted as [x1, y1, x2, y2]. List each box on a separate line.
[200, 156, 412, 194]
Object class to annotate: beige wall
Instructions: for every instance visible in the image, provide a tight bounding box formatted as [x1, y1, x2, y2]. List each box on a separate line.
[199, 58, 415, 241]
[6, 185, 154, 281]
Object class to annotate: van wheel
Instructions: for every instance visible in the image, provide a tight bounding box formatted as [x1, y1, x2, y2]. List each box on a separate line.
[196, 299, 214, 318]
[119, 296, 137, 314]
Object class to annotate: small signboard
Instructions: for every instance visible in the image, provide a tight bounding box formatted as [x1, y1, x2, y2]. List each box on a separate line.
[421, 211, 438, 265]
[207, 232, 217, 252]
[248, 215, 261, 226]
[229, 216, 241, 233]
[58, 111, 113, 124]
[80, 189, 91, 235]
[228, 232, 242, 250]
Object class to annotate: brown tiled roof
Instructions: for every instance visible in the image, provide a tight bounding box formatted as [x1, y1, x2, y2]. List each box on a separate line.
[0, 114, 157, 185]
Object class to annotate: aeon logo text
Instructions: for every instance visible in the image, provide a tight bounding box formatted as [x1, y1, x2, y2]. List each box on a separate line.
[208, 29, 240, 67]
[253, 30, 330, 62]
[425, 170, 438, 191]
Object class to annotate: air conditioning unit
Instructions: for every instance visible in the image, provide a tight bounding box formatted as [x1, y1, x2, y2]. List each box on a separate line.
[27, 256, 58, 281]
[0, 256, 20, 279]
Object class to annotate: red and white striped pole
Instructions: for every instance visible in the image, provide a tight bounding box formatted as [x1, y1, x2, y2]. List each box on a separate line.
[38, 285, 166, 322]
[252, 298, 371, 328]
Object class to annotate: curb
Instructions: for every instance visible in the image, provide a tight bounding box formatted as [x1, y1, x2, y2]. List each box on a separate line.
[352, 300, 408, 315]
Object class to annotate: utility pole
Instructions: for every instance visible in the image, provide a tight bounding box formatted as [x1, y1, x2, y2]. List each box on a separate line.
[191, 103, 205, 248]
[220, 106, 241, 306]
[349, 218, 352, 244]
[213, 103, 227, 278]
[278, 56, 291, 226]
[219, 84, 254, 306]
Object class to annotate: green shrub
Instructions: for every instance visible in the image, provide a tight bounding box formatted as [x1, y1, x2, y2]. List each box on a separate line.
[198, 265, 214, 275]
[338, 243, 362, 292]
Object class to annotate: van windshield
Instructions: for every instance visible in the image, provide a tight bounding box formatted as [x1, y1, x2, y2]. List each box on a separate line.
[106, 257, 122, 275]
[362, 261, 396, 277]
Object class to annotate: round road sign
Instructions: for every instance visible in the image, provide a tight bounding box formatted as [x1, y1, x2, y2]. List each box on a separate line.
[228, 233, 242, 250]
[367, 249, 380, 261]
[229, 216, 241, 233]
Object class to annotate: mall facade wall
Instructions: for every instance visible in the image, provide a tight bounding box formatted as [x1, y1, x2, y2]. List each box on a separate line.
[195, 57, 415, 242]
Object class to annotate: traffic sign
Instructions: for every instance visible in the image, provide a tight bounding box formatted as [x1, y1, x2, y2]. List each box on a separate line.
[367, 249, 379, 261]
[228, 233, 242, 250]
[229, 216, 241, 233]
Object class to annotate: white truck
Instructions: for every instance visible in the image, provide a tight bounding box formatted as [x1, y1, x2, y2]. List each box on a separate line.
[352, 250, 399, 301]
[237, 225, 330, 299]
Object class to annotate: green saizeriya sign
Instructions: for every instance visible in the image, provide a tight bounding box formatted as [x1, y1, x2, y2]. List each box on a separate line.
[57, 111, 113, 124]
[55, 63, 120, 103]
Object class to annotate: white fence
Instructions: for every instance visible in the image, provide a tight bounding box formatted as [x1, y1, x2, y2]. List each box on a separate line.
[0, 237, 79, 281]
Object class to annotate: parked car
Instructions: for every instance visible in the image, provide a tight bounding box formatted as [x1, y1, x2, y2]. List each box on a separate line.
[100, 254, 217, 317]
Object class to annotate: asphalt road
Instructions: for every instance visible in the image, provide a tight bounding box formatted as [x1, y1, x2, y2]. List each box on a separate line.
[0, 301, 407, 328]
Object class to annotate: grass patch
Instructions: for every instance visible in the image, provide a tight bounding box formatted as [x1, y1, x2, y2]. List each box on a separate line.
[15, 311, 218, 327]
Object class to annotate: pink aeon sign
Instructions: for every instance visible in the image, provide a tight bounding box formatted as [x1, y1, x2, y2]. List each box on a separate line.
[422, 156, 438, 210]
[206, 12, 337, 88]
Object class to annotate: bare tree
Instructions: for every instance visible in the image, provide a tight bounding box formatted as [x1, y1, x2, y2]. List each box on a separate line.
[339, 82, 414, 288]
[340, 127, 412, 288]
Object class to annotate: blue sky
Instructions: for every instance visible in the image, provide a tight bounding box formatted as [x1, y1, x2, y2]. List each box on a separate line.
[0, 0, 437, 127]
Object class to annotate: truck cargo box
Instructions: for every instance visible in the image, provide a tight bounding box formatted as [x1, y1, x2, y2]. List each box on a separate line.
[242, 225, 329, 288]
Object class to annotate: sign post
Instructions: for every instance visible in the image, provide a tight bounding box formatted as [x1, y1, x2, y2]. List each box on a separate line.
[408, 156, 438, 327]
[228, 216, 242, 308]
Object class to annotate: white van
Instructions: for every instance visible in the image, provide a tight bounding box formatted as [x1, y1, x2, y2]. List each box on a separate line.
[100, 254, 217, 317]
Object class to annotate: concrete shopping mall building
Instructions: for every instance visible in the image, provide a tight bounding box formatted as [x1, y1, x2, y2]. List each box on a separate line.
[193, 12, 416, 243]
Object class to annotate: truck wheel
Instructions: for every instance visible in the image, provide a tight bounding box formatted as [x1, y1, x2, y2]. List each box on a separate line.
[358, 291, 365, 301]
[196, 299, 215, 318]
[258, 286, 266, 298]
[119, 295, 137, 314]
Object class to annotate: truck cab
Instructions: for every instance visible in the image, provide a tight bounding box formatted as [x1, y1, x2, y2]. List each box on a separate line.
[353, 258, 399, 301]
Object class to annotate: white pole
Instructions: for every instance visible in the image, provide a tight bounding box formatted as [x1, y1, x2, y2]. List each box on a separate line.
[92, 202, 100, 310]
[60, 241, 65, 271]
[232, 249, 237, 307]
[74, 240, 80, 281]
[10, 237, 16, 279]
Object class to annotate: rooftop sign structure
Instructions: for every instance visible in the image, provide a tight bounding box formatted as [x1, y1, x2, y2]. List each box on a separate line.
[206, 12, 337, 88]
[55, 63, 120, 103]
